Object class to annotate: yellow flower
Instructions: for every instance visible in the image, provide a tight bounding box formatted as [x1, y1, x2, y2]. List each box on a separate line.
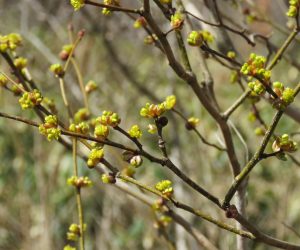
[128, 125, 142, 139]
[70, 0, 85, 11]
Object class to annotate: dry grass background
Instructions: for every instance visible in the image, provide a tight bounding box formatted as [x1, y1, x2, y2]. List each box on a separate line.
[0, 0, 300, 249]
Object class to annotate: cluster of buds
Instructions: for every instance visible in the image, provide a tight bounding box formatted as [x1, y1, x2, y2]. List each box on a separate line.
[272, 134, 298, 153]
[140, 103, 165, 119]
[39, 115, 61, 141]
[185, 117, 200, 130]
[94, 124, 109, 139]
[133, 17, 147, 29]
[273, 82, 295, 107]
[170, 12, 184, 30]
[101, 173, 116, 184]
[241, 53, 271, 82]
[59, 44, 74, 61]
[155, 180, 173, 197]
[67, 223, 86, 241]
[96, 110, 121, 127]
[87, 147, 104, 168]
[248, 81, 265, 95]
[0, 74, 8, 87]
[85, 80, 98, 94]
[281, 88, 295, 106]
[70, 0, 85, 11]
[69, 122, 90, 134]
[14, 57, 27, 70]
[19, 89, 43, 109]
[140, 95, 176, 118]
[286, 0, 299, 17]
[102, 0, 120, 15]
[74, 108, 90, 123]
[187, 31, 203, 47]
[67, 176, 93, 188]
[128, 125, 142, 139]
[0, 33, 22, 52]
[50, 63, 64, 78]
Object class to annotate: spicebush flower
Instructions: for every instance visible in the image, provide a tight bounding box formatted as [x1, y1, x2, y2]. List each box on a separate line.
[140, 95, 176, 118]
[241, 53, 271, 82]
[272, 134, 298, 153]
[96, 110, 121, 127]
[170, 12, 184, 29]
[67, 176, 93, 188]
[187, 31, 203, 47]
[286, 0, 299, 17]
[0, 33, 22, 52]
[94, 124, 109, 138]
[39, 115, 61, 141]
[50, 63, 64, 77]
[155, 180, 173, 197]
[19, 89, 43, 109]
[69, 122, 89, 134]
[281, 88, 295, 106]
[87, 147, 104, 168]
[128, 125, 142, 139]
[70, 0, 85, 11]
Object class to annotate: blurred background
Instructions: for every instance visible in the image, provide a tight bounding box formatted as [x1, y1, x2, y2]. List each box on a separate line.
[0, 0, 300, 249]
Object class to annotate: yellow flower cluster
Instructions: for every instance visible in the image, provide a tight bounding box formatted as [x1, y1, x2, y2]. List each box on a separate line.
[0, 33, 22, 52]
[140, 95, 176, 118]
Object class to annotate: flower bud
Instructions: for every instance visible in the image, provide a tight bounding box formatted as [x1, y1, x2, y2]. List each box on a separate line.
[130, 155, 143, 168]
[187, 31, 203, 47]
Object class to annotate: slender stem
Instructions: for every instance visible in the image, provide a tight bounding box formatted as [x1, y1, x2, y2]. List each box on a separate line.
[76, 188, 85, 250]
[73, 138, 79, 176]
[0, 71, 26, 93]
[184, 10, 255, 46]
[155, 119, 169, 158]
[175, 30, 192, 71]
[70, 58, 90, 113]
[223, 110, 284, 207]
[172, 109, 226, 151]
[114, 126, 143, 150]
[223, 90, 251, 120]
[118, 174, 254, 239]
[85, 0, 141, 14]
[73, 138, 85, 250]
[64, 34, 82, 72]
[59, 78, 73, 121]
[267, 28, 299, 70]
